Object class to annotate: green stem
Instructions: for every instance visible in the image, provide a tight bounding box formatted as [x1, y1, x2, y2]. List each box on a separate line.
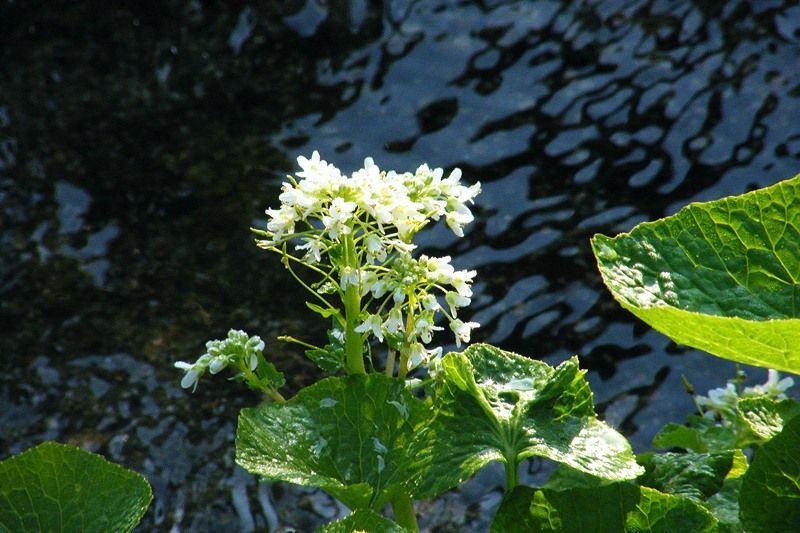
[342, 233, 366, 374]
[266, 388, 286, 403]
[391, 492, 419, 532]
[504, 456, 519, 491]
[385, 349, 396, 377]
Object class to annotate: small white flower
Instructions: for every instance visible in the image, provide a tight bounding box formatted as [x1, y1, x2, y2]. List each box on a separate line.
[392, 287, 406, 304]
[745, 369, 794, 399]
[296, 237, 324, 263]
[445, 204, 474, 237]
[414, 316, 443, 344]
[266, 206, 297, 239]
[696, 383, 739, 412]
[383, 307, 404, 334]
[355, 314, 384, 342]
[175, 359, 206, 392]
[369, 278, 389, 298]
[365, 234, 387, 262]
[450, 269, 476, 297]
[389, 239, 416, 254]
[340, 266, 359, 291]
[420, 294, 440, 311]
[359, 270, 379, 297]
[422, 255, 454, 283]
[322, 197, 357, 240]
[445, 291, 471, 316]
[180, 369, 201, 391]
[450, 319, 479, 347]
[407, 342, 427, 370]
[209, 357, 227, 374]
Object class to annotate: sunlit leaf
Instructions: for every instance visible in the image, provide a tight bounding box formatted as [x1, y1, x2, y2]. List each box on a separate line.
[592, 174, 800, 373]
[408, 344, 641, 498]
[737, 396, 800, 441]
[236, 374, 429, 510]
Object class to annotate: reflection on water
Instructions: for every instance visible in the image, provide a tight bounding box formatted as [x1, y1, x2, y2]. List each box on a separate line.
[3, 1, 800, 530]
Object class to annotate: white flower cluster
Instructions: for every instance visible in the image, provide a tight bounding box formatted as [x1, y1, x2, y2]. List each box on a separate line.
[262, 151, 480, 248]
[696, 369, 794, 422]
[257, 151, 482, 371]
[175, 330, 264, 392]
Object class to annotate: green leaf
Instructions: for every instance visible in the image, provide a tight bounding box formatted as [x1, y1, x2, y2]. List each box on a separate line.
[738, 396, 800, 441]
[0, 442, 152, 533]
[653, 416, 737, 453]
[236, 374, 429, 510]
[491, 484, 718, 532]
[317, 509, 411, 532]
[592, 173, 800, 374]
[727, 449, 749, 479]
[306, 302, 340, 320]
[543, 465, 615, 491]
[637, 451, 734, 501]
[739, 413, 800, 532]
[305, 327, 345, 374]
[706, 477, 744, 533]
[408, 344, 642, 498]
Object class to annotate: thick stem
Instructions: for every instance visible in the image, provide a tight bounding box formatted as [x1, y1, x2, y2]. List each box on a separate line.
[391, 492, 419, 532]
[342, 234, 366, 374]
[504, 456, 519, 491]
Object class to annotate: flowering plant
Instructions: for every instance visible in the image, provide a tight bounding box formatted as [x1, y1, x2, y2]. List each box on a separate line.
[175, 153, 643, 530]
[171, 159, 800, 532]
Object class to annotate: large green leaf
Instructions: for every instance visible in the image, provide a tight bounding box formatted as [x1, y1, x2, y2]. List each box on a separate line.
[592, 174, 800, 374]
[491, 484, 718, 532]
[0, 442, 152, 533]
[408, 344, 642, 498]
[739, 413, 800, 532]
[236, 374, 429, 510]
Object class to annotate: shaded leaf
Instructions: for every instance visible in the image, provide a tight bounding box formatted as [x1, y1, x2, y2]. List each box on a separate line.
[637, 451, 734, 501]
[654, 416, 737, 453]
[739, 413, 800, 532]
[491, 484, 718, 532]
[306, 327, 345, 374]
[236, 374, 429, 510]
[706, 477, 744, 533]
[592, 173, 800, 373]
[408, 344, 641, 498]
[0, 442, 152, 533]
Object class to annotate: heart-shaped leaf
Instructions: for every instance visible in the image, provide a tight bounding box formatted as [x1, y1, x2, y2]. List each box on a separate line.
[0, 442, 152, 533]
[592, 174, 800, 374]
[408, 344, 642, 498]
[236, 374, 429, 510]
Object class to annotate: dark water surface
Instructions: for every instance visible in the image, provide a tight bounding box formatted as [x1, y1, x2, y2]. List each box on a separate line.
[3, 1, 800, 530]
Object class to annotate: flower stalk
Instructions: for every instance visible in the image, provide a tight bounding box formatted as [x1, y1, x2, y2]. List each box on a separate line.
[342, 233, 366, 374]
